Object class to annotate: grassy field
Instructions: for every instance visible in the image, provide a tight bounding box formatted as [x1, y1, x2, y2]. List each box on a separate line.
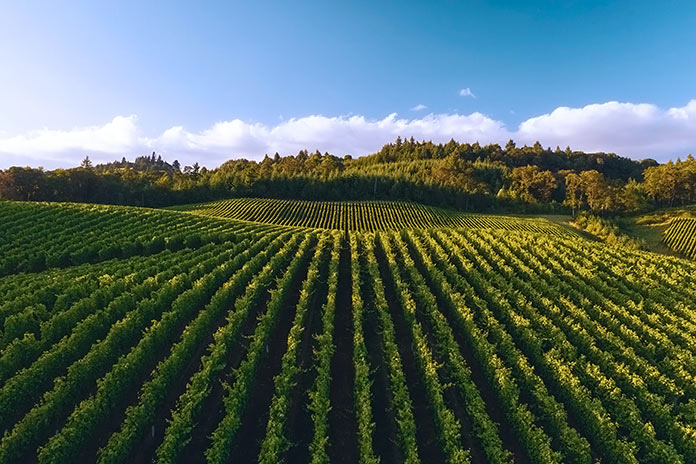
[1, 199, 696, 464]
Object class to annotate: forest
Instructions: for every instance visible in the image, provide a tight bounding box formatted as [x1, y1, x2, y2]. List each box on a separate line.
[1, 137, 695, 214]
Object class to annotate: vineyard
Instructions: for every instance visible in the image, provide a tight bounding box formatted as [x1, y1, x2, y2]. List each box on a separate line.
[1, 199, 696, 464]
[662, 218, 696, 259]
[169, 198, 566, 234]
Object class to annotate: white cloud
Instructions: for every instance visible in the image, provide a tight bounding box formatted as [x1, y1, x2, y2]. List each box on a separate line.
[515, 100, 696, 156]
[1, 100, 696, 169]
[459, 87, 476, 98]
[0, 116, 140, 167]
[411, 104, 427, 111]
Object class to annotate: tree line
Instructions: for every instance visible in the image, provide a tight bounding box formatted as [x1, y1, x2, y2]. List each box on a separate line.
[1, 139, 694, 214]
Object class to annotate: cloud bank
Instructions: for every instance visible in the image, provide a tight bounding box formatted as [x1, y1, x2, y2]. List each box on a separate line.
[1, 100, 696, 169]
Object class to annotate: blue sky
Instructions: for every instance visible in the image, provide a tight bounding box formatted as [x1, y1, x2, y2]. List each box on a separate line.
[1, 0, 695, 168]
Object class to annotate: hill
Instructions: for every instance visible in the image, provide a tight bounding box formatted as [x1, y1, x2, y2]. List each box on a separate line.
[169, 198, 569, 234]
[1, 199, 696, 463]
[5, 138, 695, 217]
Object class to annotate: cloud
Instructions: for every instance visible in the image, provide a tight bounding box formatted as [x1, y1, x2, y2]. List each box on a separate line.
[1, 100, 696, 169]
[0, 112, 508, 168]
[0, 116, 140, 167]
[515, 100, 696, 157]
[459, 87, 476, 98]
[411, 104, 427, 111]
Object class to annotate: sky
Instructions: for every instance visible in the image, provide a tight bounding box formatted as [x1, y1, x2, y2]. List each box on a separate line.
[1, 0, 695, 169]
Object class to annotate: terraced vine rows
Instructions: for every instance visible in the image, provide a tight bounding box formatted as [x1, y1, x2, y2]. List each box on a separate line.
[663, 217, 696, 258]
[2, 200, 696, 464]
[169, 198, 566, 234]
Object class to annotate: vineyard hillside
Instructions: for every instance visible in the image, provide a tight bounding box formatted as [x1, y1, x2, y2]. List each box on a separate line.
[622, 206, 696, 258]
[169, 198, 569, 234]
[663, 218, 696, 259]
[1, 199, 696, 464]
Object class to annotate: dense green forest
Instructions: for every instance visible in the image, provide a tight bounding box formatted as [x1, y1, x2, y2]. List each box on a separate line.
[1, 137, 695, 213]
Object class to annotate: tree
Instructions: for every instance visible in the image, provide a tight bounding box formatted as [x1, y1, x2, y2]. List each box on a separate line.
[579, 170, 616, 213]
[433, 154, 489, 196]
[564, 172, 584, 215]
[80, 156, 93, 169]
[509, 165, 557, 203]
[0, 167, 45, 200]
[643, 158, 696, 206]
[620, 178, 648, 212]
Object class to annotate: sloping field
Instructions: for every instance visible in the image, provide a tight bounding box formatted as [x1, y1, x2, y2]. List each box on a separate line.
[0, 200, 289, 276]
[662, 218, 696, 259]
[1, 200, 696, 464]
[170, 198, 568, 234]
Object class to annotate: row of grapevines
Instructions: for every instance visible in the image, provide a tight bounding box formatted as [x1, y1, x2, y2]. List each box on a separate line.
[376, 232, 470, 463]
[0, 270, 202, 458]
[76, 231, 302, 464]
[0, 261, 185, 434]
[492, 233, 687, 462]
[396, 230, 514, 464]
[151, 232, 309, 464]
[0, 200, 281, 275]
[0, 245, 217, 377]
[204, 232, 319, 464]
[451, 230, 682, 462]
[0, 237, 268, 462]
[306, 233, 342, 464]
[415, 231, 566, 463]
[0, 240, 245, 418]
[489, 231, 696, 461]
[439, 230, 636, 462]
[663, 217, 696, 258]
[175, 197, 567, 233]
[359, 234, 420, 463]
[257, 232, 333, 463]
[0, 258, 179, 385]
[424, 230, 594, 463]
[347, 234, 379, 464]
[535, 232, 696, 369]
[504, 231, 696, 394]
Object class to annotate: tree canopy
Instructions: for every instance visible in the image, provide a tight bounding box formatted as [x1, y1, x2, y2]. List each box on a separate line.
[0, 139, 691, 215]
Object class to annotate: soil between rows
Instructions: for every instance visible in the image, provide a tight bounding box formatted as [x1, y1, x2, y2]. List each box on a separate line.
[327, 237, 359, 463]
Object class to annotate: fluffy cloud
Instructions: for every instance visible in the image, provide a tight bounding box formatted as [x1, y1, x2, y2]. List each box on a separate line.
[0, 116, 140, 167]
[1, 100, 696, 169]
[411, 104, 427, 111]
[459, 88, 476, 98]
[516, 101, 696, 155]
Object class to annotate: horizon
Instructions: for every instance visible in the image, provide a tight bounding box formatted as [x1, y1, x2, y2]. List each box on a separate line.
[1, 1, 695, 169]
[9, 136, 671, 173]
